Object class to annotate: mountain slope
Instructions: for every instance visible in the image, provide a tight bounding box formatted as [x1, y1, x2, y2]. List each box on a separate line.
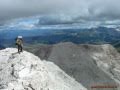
[48, 43, 118, 88]
[24, 42, 120, 89]
[90, 44, 120, 83]
[0, 48, 87, 90]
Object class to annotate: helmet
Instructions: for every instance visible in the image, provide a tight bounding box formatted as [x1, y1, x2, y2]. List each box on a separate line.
[18, 36, 23, 39]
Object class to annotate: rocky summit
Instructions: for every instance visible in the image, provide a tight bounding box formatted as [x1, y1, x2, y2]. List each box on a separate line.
[0, 48, 86, 90]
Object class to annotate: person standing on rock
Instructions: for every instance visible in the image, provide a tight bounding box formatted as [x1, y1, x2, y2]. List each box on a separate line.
[15, 36, 23, 53]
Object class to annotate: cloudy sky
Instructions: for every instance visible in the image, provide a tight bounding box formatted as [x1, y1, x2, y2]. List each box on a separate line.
[0, 0, 120, 28]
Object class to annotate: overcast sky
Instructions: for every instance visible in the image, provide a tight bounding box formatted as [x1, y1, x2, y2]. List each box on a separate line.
[0, 0, 120, 25]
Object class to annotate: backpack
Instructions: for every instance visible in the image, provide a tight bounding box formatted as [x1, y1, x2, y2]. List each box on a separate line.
[16, 38, 23, 45]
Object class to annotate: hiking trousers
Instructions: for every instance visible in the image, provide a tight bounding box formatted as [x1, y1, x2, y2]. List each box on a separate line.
[18, 45, 23, 53]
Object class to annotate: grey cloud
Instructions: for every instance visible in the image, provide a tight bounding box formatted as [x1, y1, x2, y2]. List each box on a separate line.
[0, 0, 120, 24]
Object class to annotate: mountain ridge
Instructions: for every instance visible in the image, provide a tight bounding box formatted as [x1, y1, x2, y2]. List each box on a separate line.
[24, 42, 120, 89]
[0, 48, 86, 90]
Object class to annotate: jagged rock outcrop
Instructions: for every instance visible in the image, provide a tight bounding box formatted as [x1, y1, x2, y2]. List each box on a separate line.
[0, 48, 87, 90]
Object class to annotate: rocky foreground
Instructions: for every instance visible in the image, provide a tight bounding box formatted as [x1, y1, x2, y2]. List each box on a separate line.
[0, 48, 87, 90]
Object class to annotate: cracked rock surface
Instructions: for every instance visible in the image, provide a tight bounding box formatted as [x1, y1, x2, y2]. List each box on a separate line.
[0, 48, 87, 90]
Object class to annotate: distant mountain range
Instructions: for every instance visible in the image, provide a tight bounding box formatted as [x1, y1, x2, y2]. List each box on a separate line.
[0, 27, 120, 48]
[0, 45, 5, 50]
